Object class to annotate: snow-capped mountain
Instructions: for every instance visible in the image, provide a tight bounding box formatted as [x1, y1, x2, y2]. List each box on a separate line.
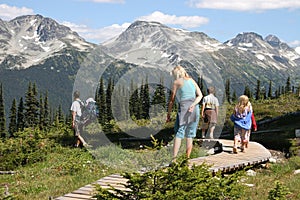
[103, 21, 223, 69]
[102, 22, 300, 95]
[225, 32, 300, 70]
[0, 15, 95, 69]
[102, 21, 228, 96]
[1, 16, 300, 115]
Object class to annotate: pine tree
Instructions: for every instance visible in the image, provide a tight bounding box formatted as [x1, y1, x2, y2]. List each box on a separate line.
[255, 79, 261, 100]
[106, 78, 114, 121]
[225, 79, 231, 103]
[285, 76, 291, 93]
[130, 82, 140, 119]
[281, 86, 285, 95]
[244, 85, 251, 98]
[8, 99, 17, 137]
[43, 91, 50, 128]
[39, 94, 45, 130]
[151, 77, 166, 115]
[25, 82, 39, 127]
[0, 83, 7, 139]
[197, 75, 207, 103]
[140, 78, 150, 119]
[57, 105, 64, 124]
[268, 80, 273, 99]
[97, 78, 106, 125]
[232, 90, 237, 102]
[17, 97, 25, 131]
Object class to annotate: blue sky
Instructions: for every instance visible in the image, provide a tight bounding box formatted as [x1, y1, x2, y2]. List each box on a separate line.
[1, 0, 300, 48]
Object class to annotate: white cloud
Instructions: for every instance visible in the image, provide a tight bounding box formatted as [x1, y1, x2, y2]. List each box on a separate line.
[62, 21, 130, 44]
[137, 11, 209, 28]
[288, 40, 300, 47]
[188, 0, 300, 11]
[82, 0, 125, 3]
[0, 4, 34, 20]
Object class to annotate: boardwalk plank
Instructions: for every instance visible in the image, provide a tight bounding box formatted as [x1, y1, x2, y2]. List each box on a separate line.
[56, 139, 271, 199]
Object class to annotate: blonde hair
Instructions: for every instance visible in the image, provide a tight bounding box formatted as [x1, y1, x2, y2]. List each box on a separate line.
[172, 66, 189, 80]
[236, 95, 250, 114]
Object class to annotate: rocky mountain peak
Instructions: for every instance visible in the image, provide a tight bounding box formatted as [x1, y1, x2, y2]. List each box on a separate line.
[0, 14, 95, 69]
[224, 32, 264, 47]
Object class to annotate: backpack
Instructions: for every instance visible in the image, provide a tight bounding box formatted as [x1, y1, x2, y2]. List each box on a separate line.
[77, 98, 98, 125]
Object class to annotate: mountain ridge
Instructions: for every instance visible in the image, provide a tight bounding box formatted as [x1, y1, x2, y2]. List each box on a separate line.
[0, 15, 299, 116]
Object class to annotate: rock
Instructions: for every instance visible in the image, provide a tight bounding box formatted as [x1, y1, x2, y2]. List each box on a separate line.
[293, 169, 300, 175]
[269, 158, 277, 163]
[244, 183, 255, 187]
[246, 169, 257, 176]
[207, 148, 215, 155]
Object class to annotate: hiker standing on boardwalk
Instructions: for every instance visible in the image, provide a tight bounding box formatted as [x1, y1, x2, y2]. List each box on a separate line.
[70, 90, 84, 147]
[167, 66, 203, 160]
[230, 95, 253, 153]
[201, 86, 219, 139]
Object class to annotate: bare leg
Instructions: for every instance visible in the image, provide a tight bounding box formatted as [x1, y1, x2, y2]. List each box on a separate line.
[201, 129, 206, 138]
[173, 137, 182, 160]
[240, 129, 246, 152]
[186, 138, 193, 158]
[209, 125, 215, 139]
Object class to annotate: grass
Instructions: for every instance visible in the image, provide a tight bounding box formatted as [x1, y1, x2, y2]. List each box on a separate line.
[0, 146, 117, 199]
[241, 156, 300, 200]
[1, 93, 299, 199]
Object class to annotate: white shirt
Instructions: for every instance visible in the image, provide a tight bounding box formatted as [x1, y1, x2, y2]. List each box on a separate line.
[202, 94, 219, 109]
[70, 100, 82, 117]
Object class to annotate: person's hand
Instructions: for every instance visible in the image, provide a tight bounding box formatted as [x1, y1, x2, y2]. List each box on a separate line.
[166, 113, 171, 122]
[188, 105, 194, 112]
[253, 127, 257, 132]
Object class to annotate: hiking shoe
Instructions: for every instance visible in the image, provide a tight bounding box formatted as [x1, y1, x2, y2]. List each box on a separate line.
[241, 146, 245, 153]
[233, 147, 238, 154]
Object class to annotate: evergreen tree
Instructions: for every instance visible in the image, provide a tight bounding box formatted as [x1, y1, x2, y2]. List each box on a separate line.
[106, 78, 114, 121]
[225, 79, 231, 103]
[232, 90, 237, 102]
[130, 82, 140, 119]
[268, 80, 273, 99]
[25, 82, 39, 127]
[97, 78, 106, 125]
[8, 99, 17, 137]
[244, 85, 251, 98]
[261, 87, 267, 100]
[285, 76, 291, 93]
[57, 105, 64, 124]
[151, 77, 166, 115]
[39, 94, 44, 130]
[129, 80, 135, 117]
[255, 79, 261, 100]
[281, 86, 285, 95]
[43, 91, 50, 128]
[197, 75, 207, 103]
[17, 97, 25, 131]
[140, 78, 150, 119]
[0, 84, 7, 139]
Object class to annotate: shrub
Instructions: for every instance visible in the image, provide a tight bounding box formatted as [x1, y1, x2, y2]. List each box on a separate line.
[268, 181, 291, 200]
[93, 156, 245, 200]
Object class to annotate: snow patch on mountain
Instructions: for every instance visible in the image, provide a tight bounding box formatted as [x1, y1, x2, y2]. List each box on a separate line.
[0, 15, 95, 69]
[295, 47, 300, 55]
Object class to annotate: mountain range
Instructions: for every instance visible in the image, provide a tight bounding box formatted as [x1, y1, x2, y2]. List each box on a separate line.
[0, 15, 299, 115]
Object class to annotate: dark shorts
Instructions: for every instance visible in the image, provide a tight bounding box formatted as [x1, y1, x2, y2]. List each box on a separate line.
[201, 109, 217, 129]
[74, 121, 83, 136]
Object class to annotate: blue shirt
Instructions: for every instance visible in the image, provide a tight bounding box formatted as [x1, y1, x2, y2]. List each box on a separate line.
[176, 79, 196, 102]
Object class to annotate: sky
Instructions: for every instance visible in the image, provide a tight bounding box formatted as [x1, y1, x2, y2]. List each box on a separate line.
[1, 0, 300, 50]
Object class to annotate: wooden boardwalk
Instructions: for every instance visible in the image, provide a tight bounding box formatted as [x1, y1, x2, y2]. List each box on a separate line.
[55, 139, 272, 200]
